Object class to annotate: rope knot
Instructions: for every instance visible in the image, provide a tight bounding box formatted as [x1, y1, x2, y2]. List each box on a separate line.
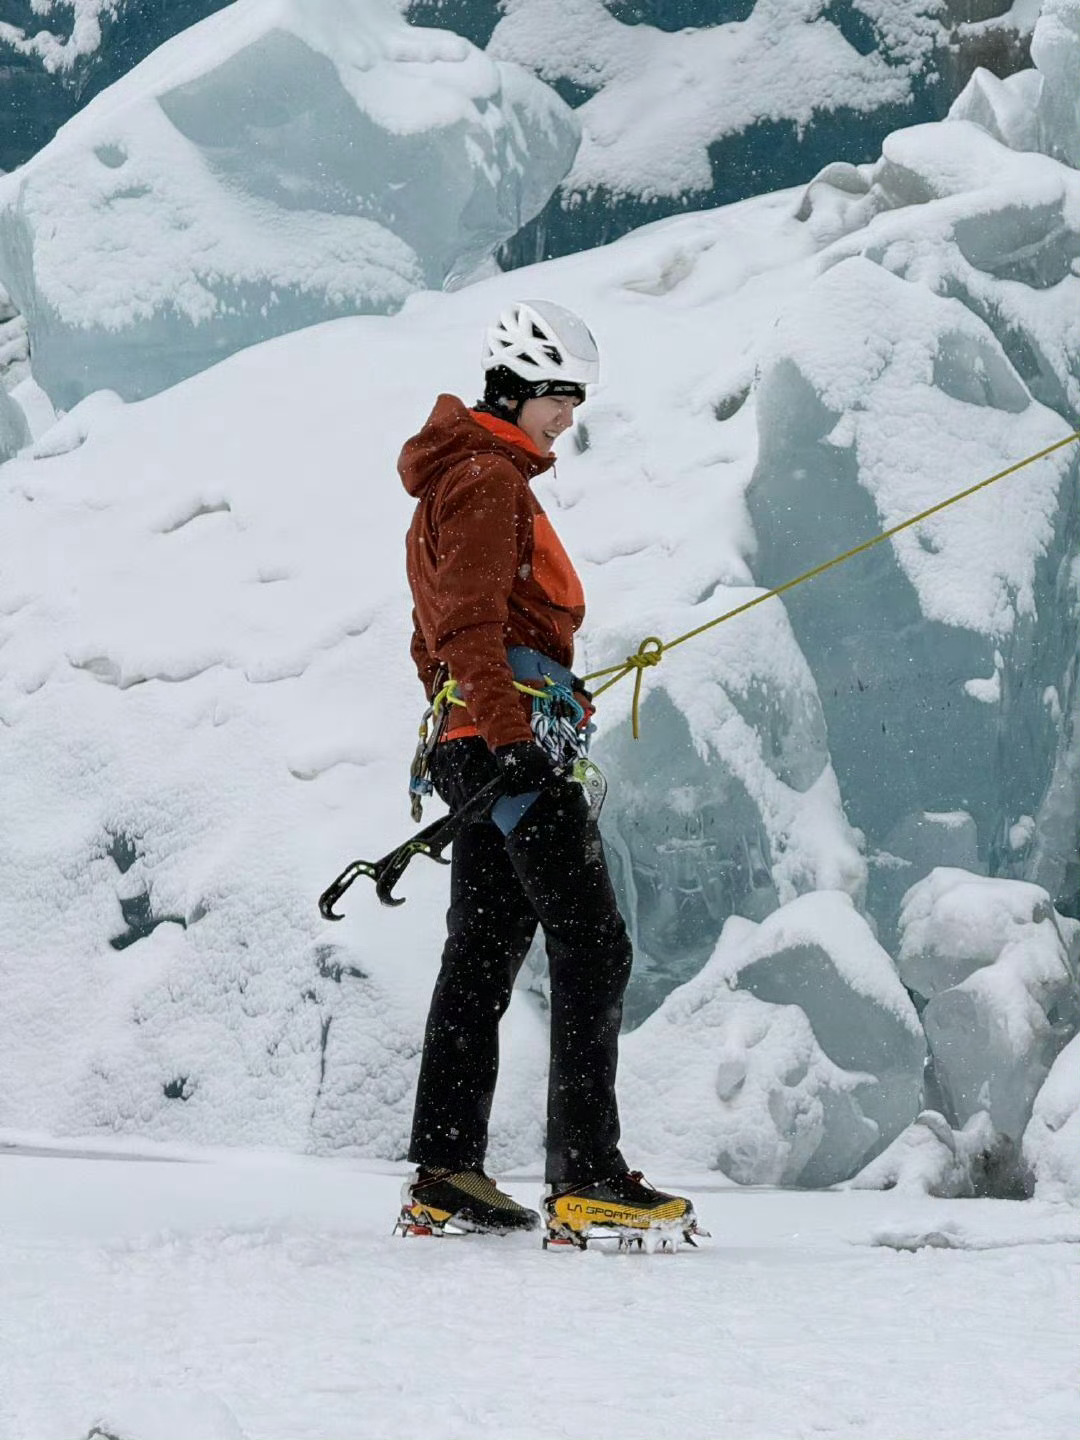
[627, 635, 664, 671]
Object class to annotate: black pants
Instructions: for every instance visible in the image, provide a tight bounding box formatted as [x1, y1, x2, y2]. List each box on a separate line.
[408, 738, 633, 1185]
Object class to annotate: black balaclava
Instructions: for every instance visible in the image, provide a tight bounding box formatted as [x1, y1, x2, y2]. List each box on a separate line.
[477, 365, 586, 423]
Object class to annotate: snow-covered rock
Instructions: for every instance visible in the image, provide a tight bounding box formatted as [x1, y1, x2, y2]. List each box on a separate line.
[1023, 1032, 1080, 1203]
[0, 0, 578, 407]
[900, 869, 1080, 1144]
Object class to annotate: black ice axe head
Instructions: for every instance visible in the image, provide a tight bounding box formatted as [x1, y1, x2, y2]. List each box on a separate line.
[317, 775, 506, 917]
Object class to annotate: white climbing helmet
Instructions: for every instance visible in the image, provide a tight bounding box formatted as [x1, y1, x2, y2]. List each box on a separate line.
[482, 300, 600, 389]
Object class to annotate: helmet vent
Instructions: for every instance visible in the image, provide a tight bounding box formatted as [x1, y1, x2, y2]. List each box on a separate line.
[481, 300, 599, 389]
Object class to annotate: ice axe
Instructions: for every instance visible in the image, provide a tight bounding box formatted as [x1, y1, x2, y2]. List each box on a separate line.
[318, 774, 507, 917]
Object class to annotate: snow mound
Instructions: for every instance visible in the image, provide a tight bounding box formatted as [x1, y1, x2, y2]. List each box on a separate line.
[1023, 1032, 1080, 1204]
[849, 1109, 1002, 1198]
[622, 894, 924, 1183]
[900, 870, 1080, 1145]
[621, 948, 880, 1188]
[0, 0, 578, 407]
[88, 1388, 247, 1440]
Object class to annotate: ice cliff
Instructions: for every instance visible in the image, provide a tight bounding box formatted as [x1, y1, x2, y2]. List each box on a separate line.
[0, 0, 578, 407]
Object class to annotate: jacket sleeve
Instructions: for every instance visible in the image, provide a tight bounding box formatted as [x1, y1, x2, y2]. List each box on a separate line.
[431, 456, 535, 749]
[410, 607, 442, 699]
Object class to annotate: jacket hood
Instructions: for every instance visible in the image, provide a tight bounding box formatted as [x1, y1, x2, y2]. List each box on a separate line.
[398, 393, 556, 499]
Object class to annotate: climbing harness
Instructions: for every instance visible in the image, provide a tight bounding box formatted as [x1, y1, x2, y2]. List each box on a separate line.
[582, 429, 1080, 739]
[408, 651, 606, 823]
[518, 670, 607, 822]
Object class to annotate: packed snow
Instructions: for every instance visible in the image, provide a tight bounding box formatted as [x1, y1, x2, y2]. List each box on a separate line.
[1023, 1031, 1080, 1202]
[0, 0, 578, 407]
[2, 1142, 1078, 1440]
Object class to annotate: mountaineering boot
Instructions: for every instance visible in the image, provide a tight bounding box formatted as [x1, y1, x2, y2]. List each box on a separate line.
[395, 1168, 541, 1237]
[543, 1170, 707, 1251]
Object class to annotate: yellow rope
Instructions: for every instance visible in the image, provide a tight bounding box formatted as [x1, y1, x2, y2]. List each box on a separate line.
[583, 429, 1080, 739]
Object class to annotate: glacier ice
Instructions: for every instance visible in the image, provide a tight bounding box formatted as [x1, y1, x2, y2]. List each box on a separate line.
[0, 0, 579, 407]
[950, 0, 1080, 170]
[751, 119, 1080, 931]
[0, 283, 29, 391]
[591, 606, 864, 1025]
[0, 375, 29, 463]
[1023, 1032, 1080, 1203]
[710, 892, 926, 1162]
[849, 1109, 1002, 1198]
[900, 869, 1080, 1146]
[623, 893, 923, 1185]
[621, 970, 879, 1188]
[490, 0, 1034, 265]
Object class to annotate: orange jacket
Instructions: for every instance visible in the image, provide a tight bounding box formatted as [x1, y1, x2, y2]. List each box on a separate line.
[400, 394, 586, 750]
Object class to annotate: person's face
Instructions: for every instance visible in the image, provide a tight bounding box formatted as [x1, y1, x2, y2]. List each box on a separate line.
[517, 394, 580, 454]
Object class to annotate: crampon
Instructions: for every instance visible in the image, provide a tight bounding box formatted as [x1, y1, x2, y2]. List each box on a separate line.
[393, 1203, 471, 1239]
[542, 1216, 709, 1252]
[542, 1170, 709, 1252]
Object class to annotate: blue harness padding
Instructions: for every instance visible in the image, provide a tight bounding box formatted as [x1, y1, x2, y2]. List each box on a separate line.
[491, 647, 583, 836]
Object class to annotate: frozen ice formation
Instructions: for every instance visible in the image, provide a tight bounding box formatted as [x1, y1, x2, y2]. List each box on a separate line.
[623, 893, 924, 1186]
[621, 977, 879, 1189]
[0, 0, 578, 407]
[899, 869, 1080, 1146]
[0, 283, 29, 390]
[594, 624, 865, 1025]
[752, 115, 1080, 940]
[488, 0, 1036, 265]
[950, 0, 1080, 170]
[0, 376, 29, 463]
[1023, 1032, 1080, 1203]
[849, 1109, 1002, 1198]
[712, 894, 925, 1159]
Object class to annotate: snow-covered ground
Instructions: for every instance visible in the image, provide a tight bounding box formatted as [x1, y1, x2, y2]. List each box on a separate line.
[2, 1137, 1077, 1440]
